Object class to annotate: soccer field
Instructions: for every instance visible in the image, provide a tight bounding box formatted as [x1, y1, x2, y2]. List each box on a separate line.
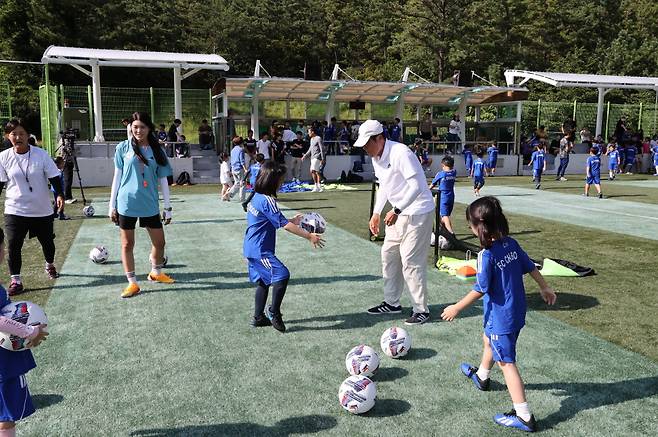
[16, 178, 658, 435]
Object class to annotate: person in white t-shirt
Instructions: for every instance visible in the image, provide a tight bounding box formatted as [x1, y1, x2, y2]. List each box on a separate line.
[354, 120, 435, 325]
[256, 132, 272, 160]
[219, 152, 232, 200]
[448, 114, 461, 146]
[0, 119, 65, 296]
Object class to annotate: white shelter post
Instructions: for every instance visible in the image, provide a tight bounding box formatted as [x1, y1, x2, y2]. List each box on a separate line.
[595, 87, 605, 138]
[251, 97, 260, 136]
[173, 66, 183, 131]
[458, 100, 467, 150]
[91, 61, 104, 142]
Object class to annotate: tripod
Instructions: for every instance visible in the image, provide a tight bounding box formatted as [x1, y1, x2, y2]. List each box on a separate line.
[60, 132, 87, 205]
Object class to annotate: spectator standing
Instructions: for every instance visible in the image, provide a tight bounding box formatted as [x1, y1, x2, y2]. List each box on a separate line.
[198, 119, 214, 151]
[256, 132, 271, 160]
[556, 133, 572, 181]
[56, 133, 76, 204]
[271, 134, 286, 165]
[419, 112, 432, 140]
[447, 114, 461, 146]
[390, 118, 402, 143]
[323, 118, 336, 155]
[580, 127, 591, 145]
[167, 119, 182, 142]
[302, 127, 325, 192]
[228, 136, 248, 202]
[289, 131, 306, 183]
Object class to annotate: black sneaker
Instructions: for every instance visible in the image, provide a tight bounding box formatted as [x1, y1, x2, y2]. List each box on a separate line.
[405, 312, 430, 325]
[367, 301, 402, 315]
[535, 183, 541, 190]
[493, 410, 537, 432]
[598, 193, 603, 199]
[251, 314, 272, 327]
[45, 265, 59, 279]
[8, 280, 24, 296]
[271, 314, 286, 333]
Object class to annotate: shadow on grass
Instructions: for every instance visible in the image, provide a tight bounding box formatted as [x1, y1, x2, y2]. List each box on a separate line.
[374, 367, 409, 382]
[527, 292, 599, 311]
[403, 348, 438, 361]
[278, 198, 329, 202]
[32, 394, 64, 409]
[172, 218, 245, 225]
[605, 194, 648, 199]
[526, 376, 658, 430]
[130, 414, 337, 436]
[293, 206, 336, 211]
[362, 399, 412, 418]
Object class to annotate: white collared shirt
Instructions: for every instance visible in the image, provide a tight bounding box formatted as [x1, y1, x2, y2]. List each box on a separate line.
[372, 140, 434, 216]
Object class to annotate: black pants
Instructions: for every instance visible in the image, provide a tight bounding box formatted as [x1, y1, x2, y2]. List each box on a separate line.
[63, 161, 74, 200]
[5, 215, 56, 275]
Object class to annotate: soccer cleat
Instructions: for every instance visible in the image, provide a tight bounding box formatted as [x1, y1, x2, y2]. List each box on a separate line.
[598, 193, 603, 199]
[535, 184, 541, 189]
[404, 312, 430, 325]
[494, 410, 537, 432]
[121, 283, 141, 298]
[147, 272, 175, 283]
[367, 301, 402, 315]
[45, 265, 60, 279]
[270, 314, 286, 332]
[8, 280, 24, 296]
[251, 314, 272, 327]
[460, 363, 490, 391]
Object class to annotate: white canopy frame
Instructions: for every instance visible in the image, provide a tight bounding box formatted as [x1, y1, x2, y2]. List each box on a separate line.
[42, 46, 229, 141]
[504, 70, 658, 137]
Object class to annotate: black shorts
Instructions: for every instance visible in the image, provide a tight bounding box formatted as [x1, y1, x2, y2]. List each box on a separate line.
[4, 214, 55, 241]
[118, 214, 162, 230]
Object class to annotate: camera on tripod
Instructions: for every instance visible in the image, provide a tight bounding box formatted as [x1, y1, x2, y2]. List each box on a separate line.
[61, 128, 79, 142]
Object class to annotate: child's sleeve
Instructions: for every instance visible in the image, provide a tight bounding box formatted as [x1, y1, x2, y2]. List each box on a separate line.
[517, 245, 536, 274]
[262, 197, 289, 229]
[431, 171, 444, 186]
[472, 251, 493, 295]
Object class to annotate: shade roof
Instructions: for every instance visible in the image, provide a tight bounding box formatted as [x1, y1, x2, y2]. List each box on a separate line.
[42, 46, 229, 70]
[223, 77, 527, 105]
[505, 70, 658, 89]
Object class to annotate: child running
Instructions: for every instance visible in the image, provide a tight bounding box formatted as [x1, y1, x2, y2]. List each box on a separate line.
[471, 145, 486, 196]
[528, 144, 545, 189]
[585, 146, 603, 198]
[486, 142, 498, 176]
[606, 144, 619, 180]
[463, 144, 473, 176]
[441, 196, 556, 433]
[428, 155, 456, 235]
[244, 161, 324, 332]
[219, 152, 232, 201]
[0, 228, 49, 437]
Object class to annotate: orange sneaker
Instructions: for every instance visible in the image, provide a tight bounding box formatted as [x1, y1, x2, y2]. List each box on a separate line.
[147, 272, 175, 284]
[121, 283, 141, 298]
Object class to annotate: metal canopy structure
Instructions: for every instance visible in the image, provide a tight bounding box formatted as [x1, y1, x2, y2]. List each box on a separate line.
[42, 46, 229, 141]
[504, 70, 658, 136]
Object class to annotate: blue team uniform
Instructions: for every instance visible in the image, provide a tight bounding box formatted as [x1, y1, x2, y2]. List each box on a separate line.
[431, 169, 457, 217]
[244, 193, 290, 285]
[248, 162, 262, 187]
[464, 149, 473, 174]
[586, 155, 601, 185]
[472, 158, 485, 188]
[487, 146, 498, 169]
[390, 125, 402, 142]
[607, 149, 619, 170]
[530, 150, 545, 182]
[472, 237, 536, 362]
[0, 286, 37, 422]
[652, 145, 658, 166]
[624, 146, 636, 167]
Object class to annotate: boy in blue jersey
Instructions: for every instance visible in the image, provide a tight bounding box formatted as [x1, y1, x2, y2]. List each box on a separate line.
[606, 144, 620, 180]
[585, 146, 603, 198]
[623, 144, 636, 174]
[0, 229, 49, 437]
[463, 145, 473, 176]
[616, 139, 625, 174]
[471, 145, 486, 196]
[652, 142, 658, 175]
[486, 142, 498, 176]
[528, 144, 546, 189]
[244, 161, 324, 332]
[442, 196, 556, 433]
[428, 156, 457, 235]
[241, 154, 265, 212]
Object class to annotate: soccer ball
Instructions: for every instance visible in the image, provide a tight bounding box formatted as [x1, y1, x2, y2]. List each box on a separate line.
[89, 245, 109, 264]
[300, 212, 327, 234]
[380, 327, 412, 359]
[83, 205, 95, 217]
[338, 375, 377, 414]
[0, 301, 48, 352]
[438, 235, 451, 250]
[345, 345, 380, 377]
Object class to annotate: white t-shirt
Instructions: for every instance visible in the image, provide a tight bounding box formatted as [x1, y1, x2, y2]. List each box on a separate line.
[220, 161, 232, 184]
[449, 120, 460, 135]
[257, 140, 271, 159]
[0, 146, 61, 217]
[282, 129, 297, 143]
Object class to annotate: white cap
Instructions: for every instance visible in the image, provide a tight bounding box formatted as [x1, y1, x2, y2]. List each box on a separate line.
[353, 119, 384, 148]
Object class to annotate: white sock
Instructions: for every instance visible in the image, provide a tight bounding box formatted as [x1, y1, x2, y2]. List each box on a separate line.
[46, 262, 54, 268]
[476, 367, 490, 381]
[151, 263, 162, 276]
[126, 272, 137, 285]
[513, 402, 532, 421]
[10, 275, 21, 284]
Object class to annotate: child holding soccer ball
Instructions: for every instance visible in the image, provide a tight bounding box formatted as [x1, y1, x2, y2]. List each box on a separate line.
[441, 196, 556, 432]
[244, 161, 324, 333]
[0, 228, 49, 437]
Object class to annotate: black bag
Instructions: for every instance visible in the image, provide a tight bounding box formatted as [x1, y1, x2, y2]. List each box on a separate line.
[346, 171, 363, 183]
[352, 161, 364, 172]
[175, 171, 192, 185]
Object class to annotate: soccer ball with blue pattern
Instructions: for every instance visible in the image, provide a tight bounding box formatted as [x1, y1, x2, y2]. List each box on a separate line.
[380, 326, 412, 359]
[345, 344, 380, 377]
[300, 212, 327, 234]
[0, 301, 48, 351]
[338, 375, 377, 414]
[83, 205, 95, 217]
[89, 245, 109, 264]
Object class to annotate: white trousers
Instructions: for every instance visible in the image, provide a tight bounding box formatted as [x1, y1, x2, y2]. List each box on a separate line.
[228, 169, 245, 202]
[381, 212, 433, 314]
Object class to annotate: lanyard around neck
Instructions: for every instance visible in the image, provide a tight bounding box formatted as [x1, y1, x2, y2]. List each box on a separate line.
[13, 146, 32, 192]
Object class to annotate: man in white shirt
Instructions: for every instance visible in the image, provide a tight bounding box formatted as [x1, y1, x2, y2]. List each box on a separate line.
[354, 120, 435, 325]
[448, 114, 461, 148]
[256, 132, 271, 160]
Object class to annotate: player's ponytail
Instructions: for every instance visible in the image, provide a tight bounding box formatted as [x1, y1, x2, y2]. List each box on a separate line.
[255, 161, 287, 197]
[466, 196, 509, 249]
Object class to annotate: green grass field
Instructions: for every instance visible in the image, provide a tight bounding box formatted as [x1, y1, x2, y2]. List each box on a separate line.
[8, 177, 658, 436]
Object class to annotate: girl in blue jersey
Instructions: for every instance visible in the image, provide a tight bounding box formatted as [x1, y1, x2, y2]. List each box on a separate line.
[0, 228, 49, 437]
[109, 112, 174, 298]
[244, 161, 324, 333]
[606, 144, 620, 180]
[463, 145, 473, 176]
[471, 145, 486, 197]
[528, 144, 546, 189]
[441, 196, 556, 433]
[428, 156, 457, 234]
[486, 142, 498, 177]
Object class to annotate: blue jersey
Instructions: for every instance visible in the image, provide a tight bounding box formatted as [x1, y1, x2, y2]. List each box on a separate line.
[473, 158, 485, 178]
[472, 237, 536, 335]
[390, 125, 402, 142]
[114, 141, 172, 218]
[0, 285, 37, 382]
[157, 131, 167, 142]
[244, 193, 289, 258]
[230, 145, 245, 172]
[530, 150, 545, 170]
[339, 127, 349, 142]
[608, 150, 619, 168]
[487, 146, 498, 160]
[323, 124, 335, 142]
[625, 146, 636, 161]
[248, 163, 261, 187]
[431, 169, 457, 193]
[587, 155, 601, 177]
[464, 149, 473, 168]
[652, 146, 658, 164]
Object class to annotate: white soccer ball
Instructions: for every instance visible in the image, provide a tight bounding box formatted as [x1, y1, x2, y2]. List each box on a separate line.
[338, 375, 377, 414]
[345, 345, 380, 377]
[89, 245, 109, 264]
[83, 205, 95, 217]
[380, 327, 412, 359]
[438, 235, 451, 250]
[0, 301, 48, 352]
[300, 212, 327, 234]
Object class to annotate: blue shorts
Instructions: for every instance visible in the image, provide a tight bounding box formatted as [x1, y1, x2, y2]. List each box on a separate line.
[653, 157, 658, 166]
[247, 255, 290, 286]
[533, 168, 543, 179]
[439, 195, 454, 217]
[0, 374, 35, 422]
[487, 331, 520, 363]
[473, 178, 485, 189]
[608, 163, 617, 171]
[488, 158, 497, 169]
[586, 175, 601, 185]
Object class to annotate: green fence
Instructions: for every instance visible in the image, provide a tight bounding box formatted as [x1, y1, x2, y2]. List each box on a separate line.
[0, 83, 12, 120]
[38, 84, 58, 155]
